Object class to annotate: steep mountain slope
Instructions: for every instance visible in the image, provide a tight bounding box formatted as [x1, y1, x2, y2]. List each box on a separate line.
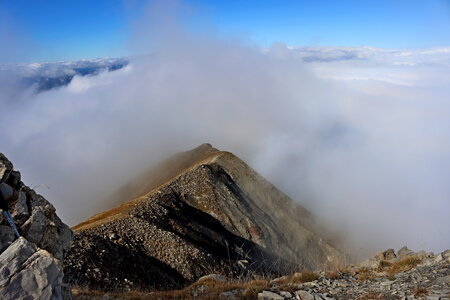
[65, 144, 343, 292]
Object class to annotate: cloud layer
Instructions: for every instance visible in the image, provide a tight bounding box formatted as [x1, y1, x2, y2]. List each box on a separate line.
[1, 3, 449, 257]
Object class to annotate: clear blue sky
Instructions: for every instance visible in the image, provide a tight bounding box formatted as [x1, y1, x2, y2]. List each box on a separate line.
[1, 0, 449, 62]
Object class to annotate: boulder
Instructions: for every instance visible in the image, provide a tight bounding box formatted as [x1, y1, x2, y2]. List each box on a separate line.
[374, 248, 396, 261]
[295, 290, 315, 300]
[0, 237, 68, 300]
[258, 290, 284, 300]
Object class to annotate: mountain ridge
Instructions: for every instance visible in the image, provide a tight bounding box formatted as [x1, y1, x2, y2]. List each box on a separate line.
[65, 144, 344, 292]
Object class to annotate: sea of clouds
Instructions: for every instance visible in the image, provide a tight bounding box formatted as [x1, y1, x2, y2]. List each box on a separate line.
[1, 1, 449, 257]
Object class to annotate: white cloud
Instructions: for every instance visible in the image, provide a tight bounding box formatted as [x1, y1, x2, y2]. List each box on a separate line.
[1, 5, 449, 257]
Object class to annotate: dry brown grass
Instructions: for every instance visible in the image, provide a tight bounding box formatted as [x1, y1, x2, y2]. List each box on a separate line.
[148, 277, 270, 300]
[325, 270, 340, 280]
[384, 256, 422, 276]
[414, 287, 428, 297]
[274, 270, 319, 286]
[72, 287, 150, 299]
[355, 267, 377, 281]
[378, 260, 392, 269]
[354, 255, 422, 281]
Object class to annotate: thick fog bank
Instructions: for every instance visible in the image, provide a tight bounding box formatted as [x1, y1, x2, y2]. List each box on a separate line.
[1, 2, 449, 257]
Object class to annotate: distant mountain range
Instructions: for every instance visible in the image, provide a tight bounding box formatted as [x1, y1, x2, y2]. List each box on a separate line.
[2, 46, 449, 94]
[0, 58, 128, 92]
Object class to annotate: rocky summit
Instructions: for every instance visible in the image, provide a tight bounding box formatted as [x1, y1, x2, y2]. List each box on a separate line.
[0, 153, 73, 299]
[65, 144, 344, 292]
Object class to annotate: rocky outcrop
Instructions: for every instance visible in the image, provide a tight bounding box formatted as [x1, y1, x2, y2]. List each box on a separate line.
[65, 144, 344, 292]
[0, 237, 66, 299]
[0, 154, 72, 260]
[0, 153, 73, 299]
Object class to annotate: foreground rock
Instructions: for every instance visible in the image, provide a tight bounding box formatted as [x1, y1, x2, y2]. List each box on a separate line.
[0, 153, 72, 259]
[66, 144, 344, 292]
[0, 153, 73, 299]
[0, 237, 66, 299]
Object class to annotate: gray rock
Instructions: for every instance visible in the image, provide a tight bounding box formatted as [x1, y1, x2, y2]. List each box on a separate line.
[0, 182, 14, 203]
[0, 154, 13, 181]
[0, 154, 72, 299]
[258, 291, 284, 300]
[0, 154, 72, 260]
[11, 191, 29, 225]
[0, 225, 15, 253]
[434, 275, 450, 285]
[198, 274, 228, 282]
[397, 246, 414, 258]
[385, 249, 397, 260]
[18, 192, 72, 260]
[0, 237, 66, 300]
[219, 289, 242, 299]
[442, 250, 450, 261]
[279, 291, 292, 298]
[296, 290, 315, 300]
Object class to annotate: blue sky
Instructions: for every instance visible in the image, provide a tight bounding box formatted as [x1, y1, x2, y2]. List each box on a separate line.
[1, 0, 450, 62]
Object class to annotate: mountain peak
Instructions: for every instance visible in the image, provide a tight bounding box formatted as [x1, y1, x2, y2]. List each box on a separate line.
[65, 144, 344, 292]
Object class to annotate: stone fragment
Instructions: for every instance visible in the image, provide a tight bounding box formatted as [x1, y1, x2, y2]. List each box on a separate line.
[397, 246, 414, 258]
[0, 225, 15, 253]
[198, 273, 228, 282]
[0, 237, 66, 300]
[219, 289, 241, 299]
[11, 191, 29, 225]
[296, 290, 315, 300]
[258, 290, 284, 300]
[442, 250, 450, 261]
[374, 248, 397, 261]
[279, 291, 292, 298]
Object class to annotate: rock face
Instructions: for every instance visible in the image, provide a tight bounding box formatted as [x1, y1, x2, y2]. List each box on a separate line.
[0, 153, 73, 299]
[65, 144, 343, 292]
[0, 154, 72, 260]
[0, 238, 66, 299]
